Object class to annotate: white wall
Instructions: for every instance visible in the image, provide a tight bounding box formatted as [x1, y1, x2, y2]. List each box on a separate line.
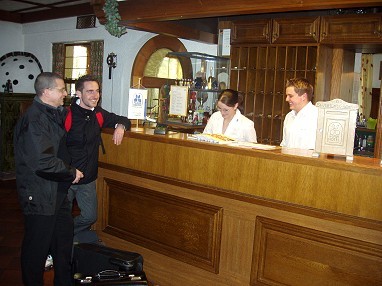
[0, 21, 24, 55]
[0, 17, 217, 116]
[373, 54, 382, 89]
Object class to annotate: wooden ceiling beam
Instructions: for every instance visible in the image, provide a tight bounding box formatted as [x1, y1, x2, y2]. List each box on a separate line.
[16, 3, 93, 23]
[90, 0, 381, 43]
[122, 21, 217, 44]
[115, 0, 381, 22]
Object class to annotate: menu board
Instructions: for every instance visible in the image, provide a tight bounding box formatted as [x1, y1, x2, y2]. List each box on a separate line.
[128, 88, 147, 119]
[169, 85, 188, 117]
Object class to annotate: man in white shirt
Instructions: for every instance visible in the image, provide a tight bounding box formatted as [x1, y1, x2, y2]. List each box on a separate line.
[280, 78, 318, 149]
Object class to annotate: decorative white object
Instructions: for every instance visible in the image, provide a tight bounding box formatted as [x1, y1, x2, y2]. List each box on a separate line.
[313, 99, 358, 162]
[128, 88, 147, 119]
[0, 52, 43, 93]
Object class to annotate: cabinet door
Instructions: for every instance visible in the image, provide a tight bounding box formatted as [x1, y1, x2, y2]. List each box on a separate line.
[271, 17, 320, 44]
[231, 19, 272, 44]
[320, 14, 382, 43]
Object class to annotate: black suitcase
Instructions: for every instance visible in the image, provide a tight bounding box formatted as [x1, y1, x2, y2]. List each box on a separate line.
[74, 270, 148, 285]
[72, 243, 146, 285]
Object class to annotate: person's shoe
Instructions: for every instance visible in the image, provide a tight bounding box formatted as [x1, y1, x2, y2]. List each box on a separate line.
[44, 255, 53, 271]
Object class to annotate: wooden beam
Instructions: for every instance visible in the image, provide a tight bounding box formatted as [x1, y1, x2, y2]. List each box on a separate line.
[18, 3, 93, 23]
[115, 0, 381, 22]
[124, 21, 217, 44]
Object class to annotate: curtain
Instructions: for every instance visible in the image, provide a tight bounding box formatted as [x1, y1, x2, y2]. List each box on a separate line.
[52, 43, 65, 77]
[52, 41, 104, 87]
[358, 54, 373, 118]
[89, 41, 104, 89]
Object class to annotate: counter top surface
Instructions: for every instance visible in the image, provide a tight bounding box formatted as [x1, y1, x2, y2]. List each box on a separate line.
[100, 128, 382, 221]
[105, 128, 382, 176]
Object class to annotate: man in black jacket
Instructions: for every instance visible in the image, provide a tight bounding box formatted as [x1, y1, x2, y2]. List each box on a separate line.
[14, 72, 83, 285]
[66, 75, 131, 241]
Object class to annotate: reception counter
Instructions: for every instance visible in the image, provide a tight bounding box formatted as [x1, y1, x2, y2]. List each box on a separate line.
[95, 128, 382, 286]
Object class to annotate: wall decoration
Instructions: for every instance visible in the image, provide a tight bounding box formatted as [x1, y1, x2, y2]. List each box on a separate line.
[103, 0, 127, 38]
[0, 52, 43, 94]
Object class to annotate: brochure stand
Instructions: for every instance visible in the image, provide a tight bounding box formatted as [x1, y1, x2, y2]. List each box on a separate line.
[128, 78, 147, 131]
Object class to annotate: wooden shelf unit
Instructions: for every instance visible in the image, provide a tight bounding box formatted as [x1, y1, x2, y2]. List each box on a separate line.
[230, 44, 318, 145]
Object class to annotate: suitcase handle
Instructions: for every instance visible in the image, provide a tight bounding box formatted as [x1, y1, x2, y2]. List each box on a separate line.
[109, 257, 134, 270]
[95, 270, 126, 281]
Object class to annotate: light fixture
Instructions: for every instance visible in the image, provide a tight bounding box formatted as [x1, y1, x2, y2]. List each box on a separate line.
[106, 52, 117, 79]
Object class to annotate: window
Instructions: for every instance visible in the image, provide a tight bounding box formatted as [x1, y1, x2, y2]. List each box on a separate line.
[52, 41, 104, 98]
[64, 44, 90, 96]
[131, 35, 192, 122]
[143, 48, 183, 119]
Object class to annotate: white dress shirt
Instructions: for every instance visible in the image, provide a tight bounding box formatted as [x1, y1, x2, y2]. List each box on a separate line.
[203, 109, 257, 142]
[280, 101, 318, 149]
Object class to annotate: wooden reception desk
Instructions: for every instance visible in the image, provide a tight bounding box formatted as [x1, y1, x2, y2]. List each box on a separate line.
[95, 128, 382, 286]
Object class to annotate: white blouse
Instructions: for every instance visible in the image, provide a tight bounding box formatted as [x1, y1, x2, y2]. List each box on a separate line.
[203, 109, 257, 143]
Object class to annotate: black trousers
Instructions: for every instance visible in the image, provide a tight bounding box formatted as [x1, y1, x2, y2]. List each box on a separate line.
[21, 192, 73, 286]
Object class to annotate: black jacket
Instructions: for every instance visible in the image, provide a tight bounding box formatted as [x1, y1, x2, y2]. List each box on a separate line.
[66, 98, 131, 184]
[13, 96, 76, 215]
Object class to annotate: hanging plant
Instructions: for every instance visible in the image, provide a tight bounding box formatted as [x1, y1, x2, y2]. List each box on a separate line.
[103, 0, 127, 38]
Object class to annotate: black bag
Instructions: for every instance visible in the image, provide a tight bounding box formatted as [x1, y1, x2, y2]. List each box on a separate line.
[72, 243, 144, 277]
[74, 270, 148, 285]
[73, 230, 102, 244]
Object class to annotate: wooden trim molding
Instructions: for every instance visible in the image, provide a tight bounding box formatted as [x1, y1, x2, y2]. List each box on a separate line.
[101, 178, 223, 273]
[99, 161, 382, 232]
[131, 35, 191, 88]
[252, 217, 382, 285]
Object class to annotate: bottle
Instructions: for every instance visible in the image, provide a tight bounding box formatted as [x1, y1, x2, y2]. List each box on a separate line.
[362, 135, 367, 149]
[187, 110, 193, 124]
[366, 135, 374, 150]
[8, 80, 13, 93]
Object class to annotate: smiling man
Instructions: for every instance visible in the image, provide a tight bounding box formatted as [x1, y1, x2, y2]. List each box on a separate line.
[280, 77, 318, 150]
[66, 75, 131, 244]
[14, 72, 84, 285]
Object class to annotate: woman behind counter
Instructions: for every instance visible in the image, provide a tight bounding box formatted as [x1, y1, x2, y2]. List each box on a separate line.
[203, 89, 257, 143]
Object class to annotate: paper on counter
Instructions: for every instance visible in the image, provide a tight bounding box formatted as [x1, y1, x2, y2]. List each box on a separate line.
[227, 141, 278, 150]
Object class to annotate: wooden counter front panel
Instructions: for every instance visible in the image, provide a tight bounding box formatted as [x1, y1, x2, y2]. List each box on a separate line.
[101, 178, 223, 273]
[252, 217, 382, 286]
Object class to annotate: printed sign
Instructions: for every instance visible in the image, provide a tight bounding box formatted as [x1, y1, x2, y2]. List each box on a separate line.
[169, 85, 188, 117]
[128, 88, 147, 119]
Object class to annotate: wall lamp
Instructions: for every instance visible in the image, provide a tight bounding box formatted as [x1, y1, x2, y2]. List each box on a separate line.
[106, 52, 117, 79]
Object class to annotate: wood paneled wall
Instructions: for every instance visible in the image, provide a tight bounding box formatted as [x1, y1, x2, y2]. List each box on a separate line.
[94, 130, 382, 285]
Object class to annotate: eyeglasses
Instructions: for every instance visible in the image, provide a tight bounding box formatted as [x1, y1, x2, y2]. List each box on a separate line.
[50, 87, 67, 93]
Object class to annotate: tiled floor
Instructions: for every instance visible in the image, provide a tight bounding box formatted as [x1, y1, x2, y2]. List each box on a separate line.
[0, 178, 54, 285]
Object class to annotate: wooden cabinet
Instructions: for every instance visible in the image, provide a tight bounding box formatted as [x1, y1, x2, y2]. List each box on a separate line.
[231, 16, 320, 45]
[231, 18, 272, 44]
[0, 93, 34, 171]
[230, 45, 317, 145]
[165, 52, 230, 129]
[271, 17, 320, 44]
[320, 13, 382, 43]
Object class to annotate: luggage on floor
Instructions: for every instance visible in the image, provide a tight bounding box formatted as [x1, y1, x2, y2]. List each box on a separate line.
[72, 243, 146, 285]
[73, 229, 102, 244]
[74, 270, 148, 285]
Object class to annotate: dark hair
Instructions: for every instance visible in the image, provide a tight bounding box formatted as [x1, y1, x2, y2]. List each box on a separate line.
[34, 72, 62, 96]
[75, 75, 100, 92]
[218, 89, 244, 112]
[218, 89, 241, 107]
[286, 77, 314, 101]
